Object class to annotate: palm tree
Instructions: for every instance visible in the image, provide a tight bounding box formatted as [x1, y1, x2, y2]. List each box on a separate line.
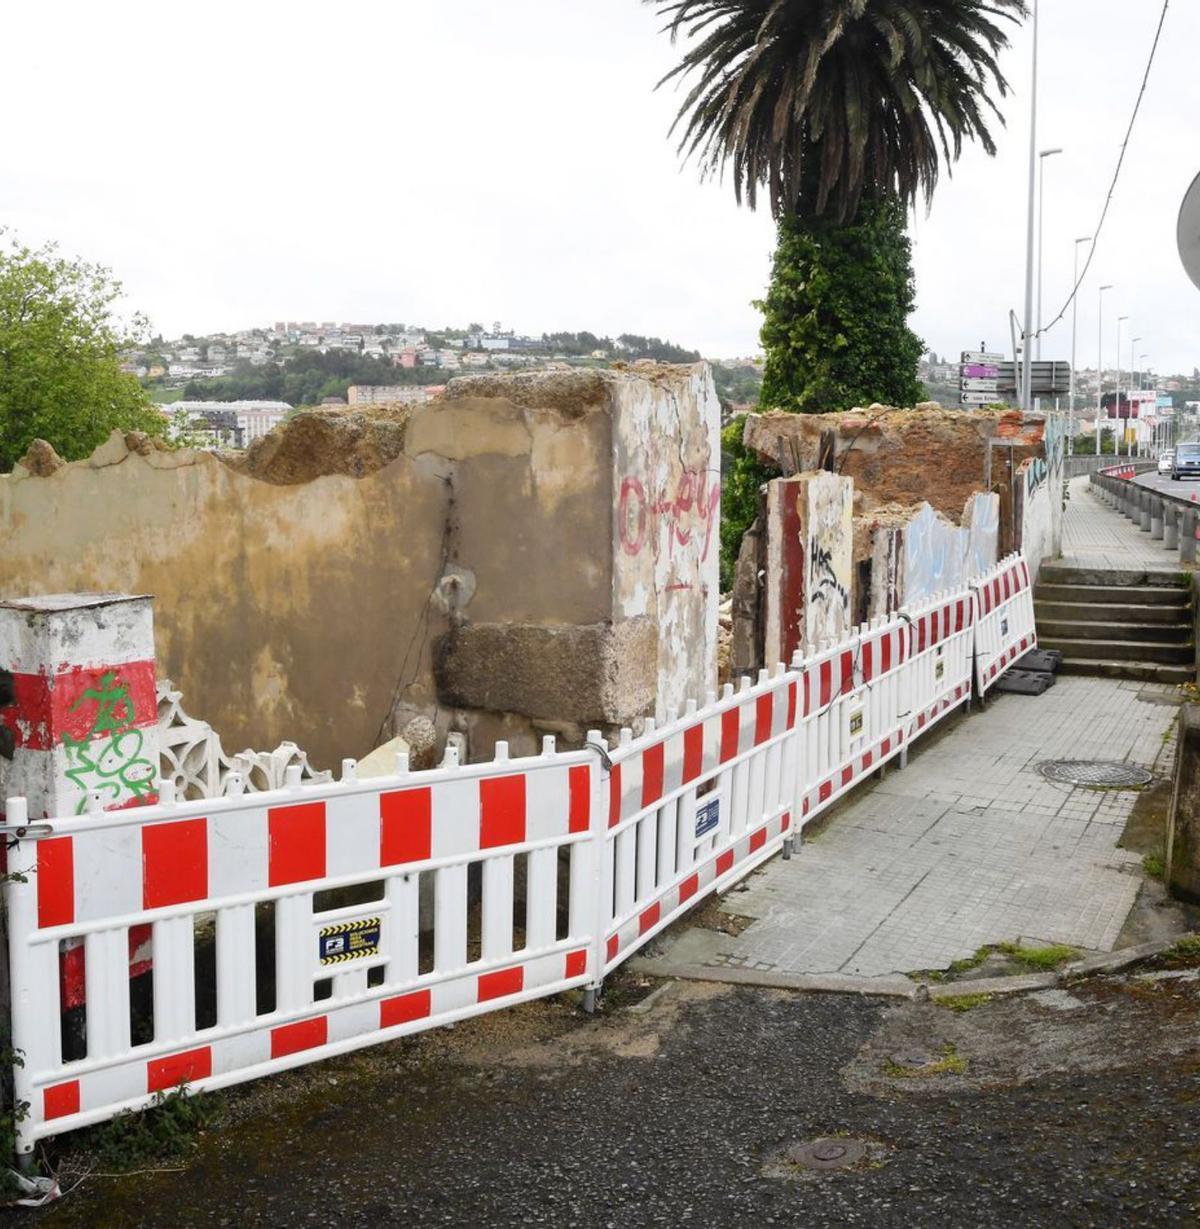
[646, 0, 1027, 413]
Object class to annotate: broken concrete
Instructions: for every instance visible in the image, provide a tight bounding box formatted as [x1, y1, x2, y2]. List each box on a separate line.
[0, 365, 719, 771]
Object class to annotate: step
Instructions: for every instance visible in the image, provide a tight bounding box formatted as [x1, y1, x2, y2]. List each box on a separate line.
[1038, 637, 1195, 665]
[1035, 620, 1192, 644]
[1034, 600, 1190, 625]
[1037, 565, 1190, 588]
[1034, 583, 1191, 607]
[1057, 658, 1196, 684]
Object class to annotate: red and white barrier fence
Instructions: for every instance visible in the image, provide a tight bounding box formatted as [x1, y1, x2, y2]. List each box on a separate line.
[5, 555, 1034, 1153]
[971, 554, 1037, 696]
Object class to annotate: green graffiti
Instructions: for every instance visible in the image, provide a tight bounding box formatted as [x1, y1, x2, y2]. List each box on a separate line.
[62, 671, 156, 814]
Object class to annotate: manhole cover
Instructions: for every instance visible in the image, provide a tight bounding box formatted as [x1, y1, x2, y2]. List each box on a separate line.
[1037, 760, 1153, 789]
[787, 1138, 869, 1170]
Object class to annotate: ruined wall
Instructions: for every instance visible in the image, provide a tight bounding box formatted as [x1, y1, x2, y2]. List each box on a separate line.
[762, 472, 854, 663]
[1016, 411, 1067, 579]
[0, 364, 718, 769]
[610, 365, 720, 719]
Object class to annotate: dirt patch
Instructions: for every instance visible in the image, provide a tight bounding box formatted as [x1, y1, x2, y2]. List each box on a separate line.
[226, 406, 412, 484]
[848, 971, 1200, 1096]
[690, 897, 756, 937]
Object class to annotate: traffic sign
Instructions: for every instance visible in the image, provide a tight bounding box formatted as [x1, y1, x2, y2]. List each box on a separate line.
[962, 363, 1000, 379]
[961, 379, 1000, 393]
[960, 391, 1004, 406]
[961, 350, 1005, 364]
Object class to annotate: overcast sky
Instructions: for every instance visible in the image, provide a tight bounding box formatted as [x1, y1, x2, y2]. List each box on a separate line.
[3, 1, 1196, 373]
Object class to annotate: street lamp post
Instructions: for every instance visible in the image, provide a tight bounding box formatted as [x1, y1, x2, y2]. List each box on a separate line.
[1020, 0, 1040, 414]
[1116, 316, 1127, 456]
[1096, 284, 1113, 455]
[1130, 335, 1142, 456]
[1068, 235, 1092, 456]
[1036, 148, 1063, 365]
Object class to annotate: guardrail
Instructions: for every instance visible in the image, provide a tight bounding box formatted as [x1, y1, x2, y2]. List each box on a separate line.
[1089, 465, 1198, 564]
[3, 555, 1038, 1157]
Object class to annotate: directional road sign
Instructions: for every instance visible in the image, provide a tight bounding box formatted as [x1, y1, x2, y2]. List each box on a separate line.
[961, 379, 1000, 393]
[960, 391, 1003, 406]
[962, 363, 1000, 379]
[961, 350, 1005, 364]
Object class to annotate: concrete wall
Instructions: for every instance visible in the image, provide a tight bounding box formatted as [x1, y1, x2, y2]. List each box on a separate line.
[1016, 411, 1067, 579]
[761, 472, 855, 664]
[0, 364, 719, 770]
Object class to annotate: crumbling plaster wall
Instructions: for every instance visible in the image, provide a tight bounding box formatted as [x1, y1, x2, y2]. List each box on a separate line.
[0, 364, 719, 770]
[610, 365, 720, 718]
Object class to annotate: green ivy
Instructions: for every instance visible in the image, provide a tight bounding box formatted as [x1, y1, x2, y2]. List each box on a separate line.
[719, 419, 777, 591]
[757, 197, 924, 415]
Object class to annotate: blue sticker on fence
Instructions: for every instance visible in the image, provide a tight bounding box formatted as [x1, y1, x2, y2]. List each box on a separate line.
[319, 916, 382, 966]
[695, 796, 720, 841]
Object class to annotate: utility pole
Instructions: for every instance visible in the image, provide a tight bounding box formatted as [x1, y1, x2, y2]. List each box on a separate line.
[1095, 284, 1112, 454]
[1068, 235, 1092, 456]
[1020, 0, 1039, 415]
[1116, 316, 1127, 456]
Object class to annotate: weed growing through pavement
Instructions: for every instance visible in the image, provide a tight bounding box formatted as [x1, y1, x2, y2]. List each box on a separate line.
[1143, 850, 1166, 880]
[997, 942, 1077, 971]
[935, 993, 994, 1013]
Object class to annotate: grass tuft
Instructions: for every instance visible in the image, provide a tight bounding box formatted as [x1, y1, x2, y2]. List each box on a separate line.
[884, 1042, 967, 1078]
[936, 993, 994, 1013]
[997, 942, 1077, 971]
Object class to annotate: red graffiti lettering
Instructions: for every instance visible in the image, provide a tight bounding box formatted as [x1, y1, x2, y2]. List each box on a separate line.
[618, 468, 721, 562]
[618, 476, 648, 556]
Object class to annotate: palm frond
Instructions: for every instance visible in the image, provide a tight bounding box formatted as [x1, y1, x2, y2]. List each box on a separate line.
[645, 0, 1027, 220]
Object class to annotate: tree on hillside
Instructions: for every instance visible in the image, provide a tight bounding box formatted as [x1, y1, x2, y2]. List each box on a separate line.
[0, 235, 164, 470]
[647, 0, 1025, 413]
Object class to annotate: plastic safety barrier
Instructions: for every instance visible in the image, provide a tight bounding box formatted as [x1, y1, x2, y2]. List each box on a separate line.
[970, 554, 1037, 696]
[5, 553, 1033, 1153]
[597, 667, 797, 977]
[6, 745, 599, 1151]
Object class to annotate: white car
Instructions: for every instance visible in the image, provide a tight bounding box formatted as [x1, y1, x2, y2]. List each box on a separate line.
[1159, 450, 1175, 474]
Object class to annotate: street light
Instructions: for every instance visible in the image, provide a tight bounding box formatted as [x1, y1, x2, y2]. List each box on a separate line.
[1116, 316, 1128, 455]
[1037, 148, 1063, 364]
[1130, 335, 1142, 456]
[1068, 235, 1092, 454]
[1020, 0, 1040, 414]
[1095, 284, 1113, 454]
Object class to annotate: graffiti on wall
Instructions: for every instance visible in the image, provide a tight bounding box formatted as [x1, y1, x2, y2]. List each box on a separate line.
[618, 468, 721, 566]
[805, 473, 853, 646]
[62, 670, 156, 813]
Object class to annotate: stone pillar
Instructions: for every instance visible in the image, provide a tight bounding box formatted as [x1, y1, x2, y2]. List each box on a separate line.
[0, 594, 159, 819]
[762, 472, 854, 666]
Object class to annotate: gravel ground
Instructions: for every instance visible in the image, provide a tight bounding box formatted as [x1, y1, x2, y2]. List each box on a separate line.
[13, 970, 1200, 1229]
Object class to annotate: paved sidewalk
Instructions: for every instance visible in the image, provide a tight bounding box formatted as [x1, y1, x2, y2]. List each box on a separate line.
[1061, 474, 1192, 571]
[640, 675, 1178, 981]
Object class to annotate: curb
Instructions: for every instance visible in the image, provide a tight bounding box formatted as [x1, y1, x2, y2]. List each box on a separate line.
[629, 933, 1199, 1002]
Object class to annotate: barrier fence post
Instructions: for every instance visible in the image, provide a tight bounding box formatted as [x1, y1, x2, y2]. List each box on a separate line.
[1151, 497, 1165, 540]
[1140, 491, 1153, 533]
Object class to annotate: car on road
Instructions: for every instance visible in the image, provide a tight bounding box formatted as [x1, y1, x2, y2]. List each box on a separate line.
[1171, 443, 1200, 481]
[1159, 449, 1175, 474]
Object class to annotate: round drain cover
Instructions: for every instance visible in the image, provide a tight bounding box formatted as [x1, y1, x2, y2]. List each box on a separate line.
[1038, 760, 1153, 789]
[788, 1138, 868, 1170]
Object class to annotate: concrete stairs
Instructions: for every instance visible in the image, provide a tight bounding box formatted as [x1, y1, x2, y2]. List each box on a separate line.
[1034, 565, 1196, 684]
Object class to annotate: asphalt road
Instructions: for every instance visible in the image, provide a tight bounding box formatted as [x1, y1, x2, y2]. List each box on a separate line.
[1134, 466, 1200, 499]
[15, 969, 1200, 1229]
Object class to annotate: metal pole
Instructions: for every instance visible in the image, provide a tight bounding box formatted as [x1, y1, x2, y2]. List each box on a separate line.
[1069, 235, 1091, 456]
[1096, 284, 1112, 454]
[1130, 335, 1141, 457]
[1116, 316, 1126, 457]
[1036, 148, 1062, 369]
[1021, 0, 1039, 415]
